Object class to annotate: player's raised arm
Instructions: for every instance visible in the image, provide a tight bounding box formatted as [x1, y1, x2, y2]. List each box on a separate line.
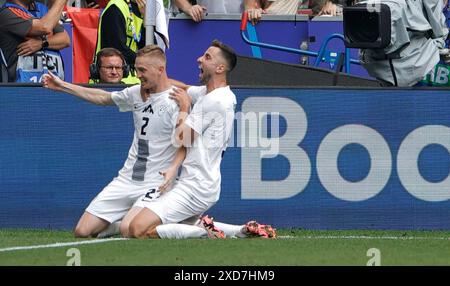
[42, 72, 115, 106]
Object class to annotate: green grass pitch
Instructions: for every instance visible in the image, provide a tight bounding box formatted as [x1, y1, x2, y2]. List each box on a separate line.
[2, 229, 450, 266]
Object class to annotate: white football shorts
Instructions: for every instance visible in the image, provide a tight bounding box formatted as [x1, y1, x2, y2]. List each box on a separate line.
[86, 177, 160, 223]
[136, 183, 215, 224]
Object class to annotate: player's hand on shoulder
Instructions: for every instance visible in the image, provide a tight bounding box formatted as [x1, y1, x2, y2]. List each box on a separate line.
[170, 87, 192, 112]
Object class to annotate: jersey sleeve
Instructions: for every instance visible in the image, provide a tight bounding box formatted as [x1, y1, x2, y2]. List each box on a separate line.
[111, 85, 138, 112]
[187, 85, 206, 105]
[185, 97, 225, 135]
[169, 102, 180, 129]
[167, 100, 180, 144]
[0, 8, 33, 38]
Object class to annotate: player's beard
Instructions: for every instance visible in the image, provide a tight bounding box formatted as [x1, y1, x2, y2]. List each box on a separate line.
[199, 71, 211, 85]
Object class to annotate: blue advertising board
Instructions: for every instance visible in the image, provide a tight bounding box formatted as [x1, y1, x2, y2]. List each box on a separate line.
[1, 87, 449, 230]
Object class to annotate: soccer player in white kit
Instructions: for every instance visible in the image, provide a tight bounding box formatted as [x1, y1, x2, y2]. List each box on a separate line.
[42, 45, 185, 238]
[128, 40, 243, 239]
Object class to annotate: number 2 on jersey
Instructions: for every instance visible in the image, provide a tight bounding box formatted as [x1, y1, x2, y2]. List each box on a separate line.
[141, 117, 149, 135]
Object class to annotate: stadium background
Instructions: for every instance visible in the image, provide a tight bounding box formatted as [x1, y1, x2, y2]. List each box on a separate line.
[62, 12, 370, 84]
[1, 86, 449, 230]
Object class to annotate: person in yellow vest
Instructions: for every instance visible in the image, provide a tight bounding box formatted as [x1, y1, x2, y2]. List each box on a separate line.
[95, 0, 147, 84]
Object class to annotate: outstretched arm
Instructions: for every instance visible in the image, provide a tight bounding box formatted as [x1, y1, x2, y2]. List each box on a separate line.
[42, 72, 115, 106]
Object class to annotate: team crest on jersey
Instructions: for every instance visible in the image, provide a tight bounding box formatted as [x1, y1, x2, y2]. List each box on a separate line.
[143, 104, 154, 114]
[158, 105, 168, 116]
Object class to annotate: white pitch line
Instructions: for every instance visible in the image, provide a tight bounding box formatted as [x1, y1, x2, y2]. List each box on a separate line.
[0, 238, 129, 253]
[2, 235, 450, 253]
[287, 235, 450, 240]
[277, 235, 296, 239]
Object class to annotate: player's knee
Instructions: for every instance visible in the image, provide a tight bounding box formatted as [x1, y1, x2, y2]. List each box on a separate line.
[74, 226, 92, 238]
[129, 220, 147, 238]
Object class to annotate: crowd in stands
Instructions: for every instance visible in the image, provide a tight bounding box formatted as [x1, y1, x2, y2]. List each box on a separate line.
[0, 0, 69, 83]
[0, 0, 346, 84]
[1, 0, 450, 86]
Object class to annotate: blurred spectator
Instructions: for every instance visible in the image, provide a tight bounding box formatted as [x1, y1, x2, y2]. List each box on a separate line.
[0, 0, 70, 82]
[95, 0, 169, 84]
[65, 0, 99, 8]
[314, 0, 342, 16]
[195, 0, 243, 14]
[95, 0, 145, 84]
[244, 0, 342, 25]
[444, 0, 450, 48]
[89, 47, 129, 84]
[171, 0, 206, 22]
[172, 0, 243, 22]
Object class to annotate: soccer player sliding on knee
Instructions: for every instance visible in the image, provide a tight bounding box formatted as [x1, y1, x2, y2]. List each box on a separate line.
[128, 40, 276, 240]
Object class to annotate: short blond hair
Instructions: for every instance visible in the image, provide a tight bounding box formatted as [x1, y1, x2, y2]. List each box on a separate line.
[136, 45, 166, 64]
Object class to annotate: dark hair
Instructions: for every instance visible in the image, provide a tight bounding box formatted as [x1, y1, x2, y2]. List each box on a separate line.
[97, 47, 125, 66]
[211, 40, 237, 72]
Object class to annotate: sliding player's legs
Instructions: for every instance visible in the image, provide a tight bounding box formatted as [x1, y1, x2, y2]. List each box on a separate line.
[129, 185, 214, 239]
[74, 178, 155, 238]
[119, 206, 143, 237]
[74, 212, 110, 238]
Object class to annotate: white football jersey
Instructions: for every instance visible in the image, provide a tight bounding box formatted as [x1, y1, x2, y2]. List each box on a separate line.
[111, 85, 179, 185]
[177, 85, 236, 203]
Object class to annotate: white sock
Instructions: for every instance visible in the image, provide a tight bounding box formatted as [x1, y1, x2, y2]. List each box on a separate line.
[214, 221, 247, 238]
[156, 224, 208, 239]
[97, 221, 121, 238]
